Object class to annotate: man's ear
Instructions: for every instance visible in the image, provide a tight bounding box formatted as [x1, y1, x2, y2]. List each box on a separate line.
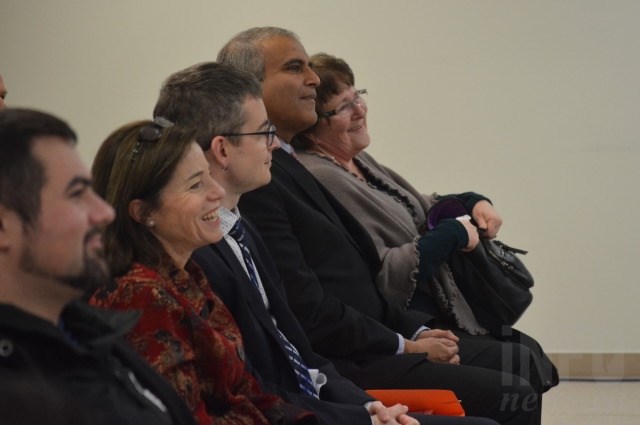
[0, 204, 20, 252]
[210, 135, 231, 171]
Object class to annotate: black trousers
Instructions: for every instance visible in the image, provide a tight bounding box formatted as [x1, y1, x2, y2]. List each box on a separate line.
[337, 354, 538, 425]
[411, 413, 499, 425]
[454, 326, 557, 395]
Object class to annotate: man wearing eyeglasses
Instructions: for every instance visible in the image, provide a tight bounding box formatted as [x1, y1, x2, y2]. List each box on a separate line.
[218, 27, 545, 425]
[154, 63, 503, 425]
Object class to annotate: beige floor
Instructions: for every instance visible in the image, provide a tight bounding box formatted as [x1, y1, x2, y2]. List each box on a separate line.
[542, 380, 640, 424]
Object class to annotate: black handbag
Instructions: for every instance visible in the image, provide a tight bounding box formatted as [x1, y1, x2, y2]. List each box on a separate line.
[448, 239, 533, 330]
[427, 198, 534, 332]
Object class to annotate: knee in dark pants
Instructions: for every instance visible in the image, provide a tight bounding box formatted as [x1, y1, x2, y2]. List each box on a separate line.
[499, 390, 538, 414]
[500, 343, 544, 394]
[498, 380, 540, 425]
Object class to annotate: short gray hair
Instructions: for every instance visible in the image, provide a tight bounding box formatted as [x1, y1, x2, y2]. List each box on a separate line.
[217, 27, 299, 82]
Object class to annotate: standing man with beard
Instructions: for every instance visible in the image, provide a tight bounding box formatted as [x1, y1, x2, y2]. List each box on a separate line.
[0, 108, 197, 425]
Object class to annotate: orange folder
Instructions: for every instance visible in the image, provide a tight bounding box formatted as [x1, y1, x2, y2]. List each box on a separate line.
[366, 389, 465, 416]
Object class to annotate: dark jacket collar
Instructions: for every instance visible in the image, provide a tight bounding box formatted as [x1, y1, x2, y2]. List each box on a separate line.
[0, 300, 140, 353]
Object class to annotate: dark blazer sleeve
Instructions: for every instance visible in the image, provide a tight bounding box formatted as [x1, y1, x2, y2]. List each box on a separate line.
[238, 150, 431, 361]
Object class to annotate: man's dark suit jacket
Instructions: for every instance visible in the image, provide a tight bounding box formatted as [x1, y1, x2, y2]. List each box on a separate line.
[237, 149, 432, 379]
[192, 218, 376, 425]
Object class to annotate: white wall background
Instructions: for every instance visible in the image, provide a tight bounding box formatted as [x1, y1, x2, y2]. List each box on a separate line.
[2, 0, 638, 354]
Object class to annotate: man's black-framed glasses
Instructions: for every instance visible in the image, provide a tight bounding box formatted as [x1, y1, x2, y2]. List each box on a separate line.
[318, 89, 368, 118]
[132, 116, 174, 162]
[221, 123, 277, 148]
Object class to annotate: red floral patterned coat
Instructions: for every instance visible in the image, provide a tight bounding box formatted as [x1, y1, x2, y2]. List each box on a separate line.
[90, 259, 314, 425]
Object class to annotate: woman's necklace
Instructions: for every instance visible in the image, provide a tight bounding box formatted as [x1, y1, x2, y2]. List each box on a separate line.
[311, 145, 336, 161]
[307, 148, 421, 230]
[309, 146, 366, 181]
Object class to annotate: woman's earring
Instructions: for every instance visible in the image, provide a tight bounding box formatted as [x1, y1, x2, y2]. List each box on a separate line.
[146, 217, 155, 227]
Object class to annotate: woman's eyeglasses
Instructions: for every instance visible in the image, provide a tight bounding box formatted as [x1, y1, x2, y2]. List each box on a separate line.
[132, 116, 174, 162]
[221, 123, 277, 148]
[318, 89, 368, 118]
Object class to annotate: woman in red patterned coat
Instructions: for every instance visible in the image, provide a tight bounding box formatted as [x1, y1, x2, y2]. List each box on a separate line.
[89, 118, 316, 425]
